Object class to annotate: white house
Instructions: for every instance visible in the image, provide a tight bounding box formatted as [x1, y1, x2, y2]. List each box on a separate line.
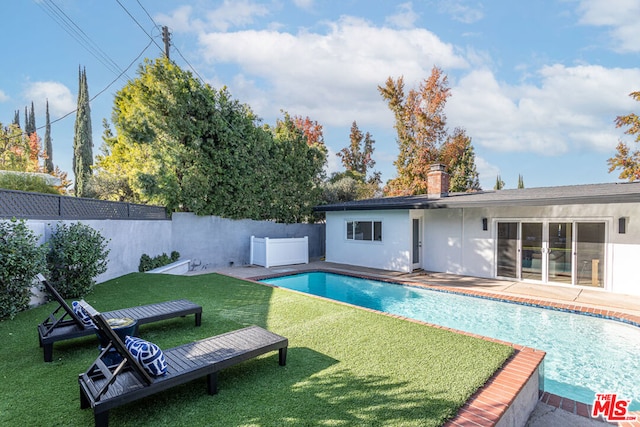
[316, 164, 640, 297]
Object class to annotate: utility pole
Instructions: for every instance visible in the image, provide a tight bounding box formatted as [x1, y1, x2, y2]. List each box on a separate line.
[162, 26, 171, 59]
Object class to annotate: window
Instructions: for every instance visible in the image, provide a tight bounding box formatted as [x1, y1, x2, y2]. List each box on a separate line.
[346, 221, 382, 241]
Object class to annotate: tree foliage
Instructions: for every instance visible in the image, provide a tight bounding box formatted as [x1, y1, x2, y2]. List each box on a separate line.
[73, 66, 93, 197]
[44, 100, 54, 174]
[46, 222, 110, 298]
[94, 58, 326, 222]
[608, 91, 640, 181]
[379, 66, 480, 195]
[330, 121, 382, 202]
[0, 218, 48, 320]
[494, 175, 505, 190]
[0, 121, 70, 192]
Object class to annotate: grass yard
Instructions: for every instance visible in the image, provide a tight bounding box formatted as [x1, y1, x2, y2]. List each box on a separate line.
[0, 273, 513, 426]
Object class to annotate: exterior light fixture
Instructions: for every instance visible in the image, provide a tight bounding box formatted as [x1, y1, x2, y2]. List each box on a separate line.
[482, 218, 488, 231]
[619, 217, 626, 234]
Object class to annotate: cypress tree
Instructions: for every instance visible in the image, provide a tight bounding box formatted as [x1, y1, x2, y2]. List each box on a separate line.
[28, 102, 36, 135]
[518, 174, 525, 189]
[73, 66, 93, 197]
[494, 175, 505, 190]
[13, 110, 20, 127]
[44, 100, 54, 173]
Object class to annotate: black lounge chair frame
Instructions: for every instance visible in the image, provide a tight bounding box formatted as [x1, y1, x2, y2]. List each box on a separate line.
[77, 300, 287, 427]
[36, 274, 202, 362]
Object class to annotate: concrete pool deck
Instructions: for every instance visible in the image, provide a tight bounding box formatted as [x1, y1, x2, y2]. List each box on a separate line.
[187, 261, 640, 426]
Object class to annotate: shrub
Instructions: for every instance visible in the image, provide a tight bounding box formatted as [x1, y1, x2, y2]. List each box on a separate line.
[0, 172, 60, 194]
[138, 251, 181, 272]
[0, 219, 48, 320]
[46, 222, 110, 298]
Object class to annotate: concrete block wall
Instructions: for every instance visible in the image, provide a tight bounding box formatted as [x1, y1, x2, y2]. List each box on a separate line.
[171, 213, 325, 271]
[21, 214, 324, 283]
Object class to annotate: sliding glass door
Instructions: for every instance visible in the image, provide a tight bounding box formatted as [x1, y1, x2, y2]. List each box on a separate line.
[521, 222, 543, 281]
[576, 223, 605, 287]
[496, 221, 605, 288]
[497, 222, 518, 278]
[548, 222, 572, 284]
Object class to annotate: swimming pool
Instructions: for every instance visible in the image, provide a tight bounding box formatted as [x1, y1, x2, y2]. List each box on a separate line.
[260, 271, 640, 410]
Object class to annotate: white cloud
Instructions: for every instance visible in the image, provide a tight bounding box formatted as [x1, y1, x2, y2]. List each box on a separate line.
[24, 81, 75, 118]
[385, 2, 419, 29]
[437, 0, 484, 24]
[0, 89, 8, 103]
[197, 15, 468, 127]
[205, 0, 270, 32]
[292, 0, 314, 11]
[154, 5, 196, 33]
[156, 1, 270, 33]
[577, 0, 640, 53]
[447, 65, 640, 156]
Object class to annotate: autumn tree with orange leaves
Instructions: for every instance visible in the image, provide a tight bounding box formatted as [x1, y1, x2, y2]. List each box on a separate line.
[378, 66, 479, 195]
[608, 91, 640, 181]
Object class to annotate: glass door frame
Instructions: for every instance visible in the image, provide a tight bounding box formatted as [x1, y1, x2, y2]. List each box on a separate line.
[494, 219, 607, 288]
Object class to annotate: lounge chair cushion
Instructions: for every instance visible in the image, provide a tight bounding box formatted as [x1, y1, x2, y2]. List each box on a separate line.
[72, 301, 97, 329]
[124, 336, 167, 376]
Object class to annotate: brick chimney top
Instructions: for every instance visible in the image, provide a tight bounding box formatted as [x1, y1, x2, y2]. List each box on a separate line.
[427, 163, 449, 199]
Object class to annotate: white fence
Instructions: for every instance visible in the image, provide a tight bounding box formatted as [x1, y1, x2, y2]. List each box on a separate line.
[250, 236, 309, 268]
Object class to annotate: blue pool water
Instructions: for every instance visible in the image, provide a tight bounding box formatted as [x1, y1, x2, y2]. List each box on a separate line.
[261, 271, 640, 410]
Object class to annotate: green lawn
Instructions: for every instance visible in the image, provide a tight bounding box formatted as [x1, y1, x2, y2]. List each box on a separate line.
[0, 273, 513, 426]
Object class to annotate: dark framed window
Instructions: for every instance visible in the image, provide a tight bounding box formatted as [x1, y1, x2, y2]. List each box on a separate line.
[346, 221, 382, 241]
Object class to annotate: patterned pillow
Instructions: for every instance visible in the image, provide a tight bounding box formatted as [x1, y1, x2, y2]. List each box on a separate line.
[71, 301, 96, 329]
[124, 336, 168, 377]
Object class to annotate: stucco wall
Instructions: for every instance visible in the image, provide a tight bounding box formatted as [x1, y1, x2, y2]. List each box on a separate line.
[325, 202, 640, 296]
[26, 219, 173, 283]
[326, 210, 412, 272]
[171, 213, 325, 270]
[21, 214, 324, 284]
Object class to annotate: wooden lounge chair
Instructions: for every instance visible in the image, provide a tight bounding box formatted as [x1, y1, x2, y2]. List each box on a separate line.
[77, 300, 288, 427]
[36, 274, 202, 362]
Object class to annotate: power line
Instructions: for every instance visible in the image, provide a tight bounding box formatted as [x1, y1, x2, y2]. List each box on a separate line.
[47, 39, 155, 127]
[4, 39, 154, 140]
[115, 0, 165, 56]
[36, 0, 132, 83]
[133, 1, 205, 82]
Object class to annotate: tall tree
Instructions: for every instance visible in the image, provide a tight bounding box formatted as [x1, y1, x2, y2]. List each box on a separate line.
[95, 58, 325, 221]
[44, 100, 54, 173]
[337, 121, 377, 177]
[73, 66, 93, 197]
[441, 128, 480, 192]
[379, 66, 478, 195]
[28, 102, 36, 135]
[13, 110, 20, 127]
[494, 175, 505, 190]
[518, 174, 525, 189]
[608, 91, 640, 181]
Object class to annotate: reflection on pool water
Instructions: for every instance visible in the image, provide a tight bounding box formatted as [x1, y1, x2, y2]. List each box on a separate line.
[260, 271, 640, 410]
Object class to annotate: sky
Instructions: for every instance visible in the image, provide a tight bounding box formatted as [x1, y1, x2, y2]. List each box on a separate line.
[2, 0, 640, 191]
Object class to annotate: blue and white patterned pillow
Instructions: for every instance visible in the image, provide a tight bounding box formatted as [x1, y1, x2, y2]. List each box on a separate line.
[71, 301, 96, 329]
[124, 336, 168, 377]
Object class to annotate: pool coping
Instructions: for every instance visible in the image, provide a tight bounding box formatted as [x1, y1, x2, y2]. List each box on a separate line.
[247, 267, 640, 426]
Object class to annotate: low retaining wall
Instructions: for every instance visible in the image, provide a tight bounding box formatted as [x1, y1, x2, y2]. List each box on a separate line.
[147, 259, 191, 275]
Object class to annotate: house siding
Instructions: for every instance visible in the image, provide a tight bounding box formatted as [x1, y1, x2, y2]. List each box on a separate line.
[325, 202, 640, 297]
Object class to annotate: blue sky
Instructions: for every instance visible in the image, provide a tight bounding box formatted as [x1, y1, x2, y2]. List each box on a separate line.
[2, 0, 639, 191]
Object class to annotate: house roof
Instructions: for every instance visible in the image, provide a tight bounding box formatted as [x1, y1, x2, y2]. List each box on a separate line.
[315, 181, 640, 212]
